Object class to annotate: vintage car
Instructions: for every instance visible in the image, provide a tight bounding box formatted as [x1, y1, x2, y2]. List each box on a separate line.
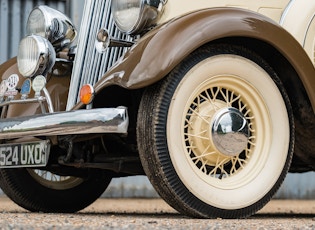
[0, 0, 314, 218]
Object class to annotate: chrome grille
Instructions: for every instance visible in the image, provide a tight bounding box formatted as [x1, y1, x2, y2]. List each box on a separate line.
[66, 0, 132, 110]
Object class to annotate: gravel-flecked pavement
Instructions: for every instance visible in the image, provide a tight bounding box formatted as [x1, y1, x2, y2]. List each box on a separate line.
[0, 197, 314, 229]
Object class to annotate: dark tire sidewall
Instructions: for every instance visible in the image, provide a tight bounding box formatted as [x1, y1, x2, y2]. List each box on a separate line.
[0, 168, 110, 213]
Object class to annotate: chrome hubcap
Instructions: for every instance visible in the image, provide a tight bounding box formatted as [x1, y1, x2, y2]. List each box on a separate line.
[211, 107, 249, 157]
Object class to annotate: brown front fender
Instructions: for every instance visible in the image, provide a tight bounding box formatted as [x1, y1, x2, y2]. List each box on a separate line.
[86, 7, 315, 112]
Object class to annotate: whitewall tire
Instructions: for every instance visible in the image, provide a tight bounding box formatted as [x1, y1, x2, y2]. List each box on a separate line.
[137, 44, 294, 218]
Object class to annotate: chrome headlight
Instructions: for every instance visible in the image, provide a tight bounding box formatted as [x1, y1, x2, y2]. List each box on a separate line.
[111, 0, 166, 35]
[26, 6, 77, 50]
[17, 35, 56, 78]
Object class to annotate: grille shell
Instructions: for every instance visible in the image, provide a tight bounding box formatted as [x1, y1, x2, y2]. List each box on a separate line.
[67, 0, 132, 110]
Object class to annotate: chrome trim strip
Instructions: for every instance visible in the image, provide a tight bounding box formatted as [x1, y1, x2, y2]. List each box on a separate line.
[279, 0, 295, 25]
[43, 87, 54, 113]
[0, 107, 128, 139]
[0, 97, 46, 107]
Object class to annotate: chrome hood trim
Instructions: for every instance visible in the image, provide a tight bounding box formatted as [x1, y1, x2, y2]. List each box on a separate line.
[0, 107, 128, 139]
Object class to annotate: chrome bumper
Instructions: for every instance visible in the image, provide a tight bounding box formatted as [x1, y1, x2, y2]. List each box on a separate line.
[0, 107, 128, 139]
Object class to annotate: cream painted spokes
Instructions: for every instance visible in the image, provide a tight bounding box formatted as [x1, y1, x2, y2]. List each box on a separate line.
[183, 81, 253, 179]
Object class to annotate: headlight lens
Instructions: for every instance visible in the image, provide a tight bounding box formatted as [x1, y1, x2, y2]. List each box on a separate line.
[17, 35, 56, 78]
[111, 0, 166, 35]
[26, 8, 47, 37]
[26, 6, 77, 50]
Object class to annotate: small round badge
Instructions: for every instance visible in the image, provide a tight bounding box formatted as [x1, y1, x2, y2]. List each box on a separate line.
[32, 75, 46, 94]
[6, 74, 19, 90]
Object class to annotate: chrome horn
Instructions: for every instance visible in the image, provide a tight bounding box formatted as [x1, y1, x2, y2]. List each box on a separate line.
[95, 29, 134, 53]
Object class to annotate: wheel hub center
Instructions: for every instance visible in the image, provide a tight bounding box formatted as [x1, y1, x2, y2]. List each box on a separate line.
[211, 107, 249, 157]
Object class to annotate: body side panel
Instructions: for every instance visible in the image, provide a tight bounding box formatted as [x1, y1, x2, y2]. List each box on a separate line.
[160, 0, 291, 24]
[280, 0, 315, 64]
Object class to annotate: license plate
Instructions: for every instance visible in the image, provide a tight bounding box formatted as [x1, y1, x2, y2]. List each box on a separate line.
[0, 140, 50, 168]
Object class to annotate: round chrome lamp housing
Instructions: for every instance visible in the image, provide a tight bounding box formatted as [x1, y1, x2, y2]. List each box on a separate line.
[17, 35, 56, 78]
[26, 6, 77, 50]
[111, 0, 166, 35]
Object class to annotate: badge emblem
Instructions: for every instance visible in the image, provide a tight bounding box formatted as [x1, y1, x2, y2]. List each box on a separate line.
[32, 75, 46, 97]
[4, 74, 19, 98]
[20, 79, 31, 99]
[6, 74, 19, 90]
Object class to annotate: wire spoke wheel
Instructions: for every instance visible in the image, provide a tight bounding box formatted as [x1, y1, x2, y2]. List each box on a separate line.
[137, 44, 294, 218]
[27, 169, 83, 190]
[184, 82, 255, 180]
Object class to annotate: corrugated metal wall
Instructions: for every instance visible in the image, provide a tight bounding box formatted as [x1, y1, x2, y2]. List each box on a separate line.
[0, 0, 68, 64]
[102, 173, 315, 199]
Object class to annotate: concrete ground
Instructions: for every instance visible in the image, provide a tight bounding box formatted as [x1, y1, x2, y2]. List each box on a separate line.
[0, 197, 314, 229]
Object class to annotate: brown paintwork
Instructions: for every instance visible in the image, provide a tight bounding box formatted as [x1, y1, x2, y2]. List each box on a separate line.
[0, 58, 70, 117]
[0, 58, 21, 80]
[76, 7, 315, 111]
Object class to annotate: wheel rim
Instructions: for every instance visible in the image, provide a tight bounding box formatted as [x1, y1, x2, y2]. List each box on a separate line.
[27, 169, 83, 190]
[182, 75, 266, 188]
[167, 55, 290, 209]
